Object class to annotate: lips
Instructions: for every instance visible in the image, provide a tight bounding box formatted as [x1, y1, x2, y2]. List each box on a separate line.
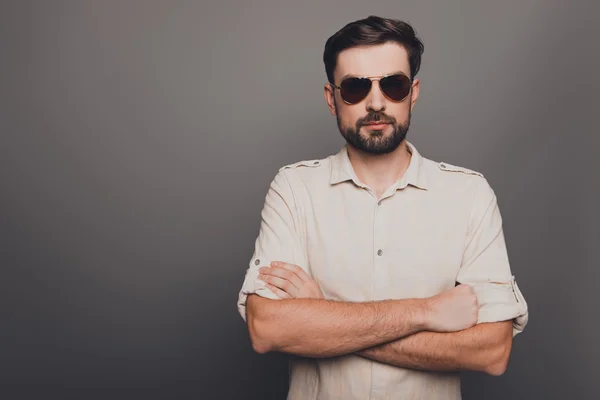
[363, 122, 390, 129]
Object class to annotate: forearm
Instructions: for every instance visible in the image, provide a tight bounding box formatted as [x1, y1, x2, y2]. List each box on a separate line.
[356, 321, 513, 375]
[246, 294, 428, 358]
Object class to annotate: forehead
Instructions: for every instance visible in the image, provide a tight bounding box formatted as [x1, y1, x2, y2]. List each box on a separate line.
[334, 42, 410, 81]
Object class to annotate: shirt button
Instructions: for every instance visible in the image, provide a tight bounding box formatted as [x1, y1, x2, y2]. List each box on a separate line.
[377, 249, 383, 256]
[313, 161, 320, 165]
[377, 200, 382, 206]
[255, 259, 260, 265]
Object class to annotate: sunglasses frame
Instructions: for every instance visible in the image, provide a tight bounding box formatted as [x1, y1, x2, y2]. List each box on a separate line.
[330, 72, 413, 105]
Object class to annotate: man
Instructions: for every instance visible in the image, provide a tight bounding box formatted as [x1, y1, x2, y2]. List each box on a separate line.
[237, 15, 529, 400]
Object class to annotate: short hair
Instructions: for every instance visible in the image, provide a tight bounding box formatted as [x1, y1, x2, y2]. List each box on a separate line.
[323, 16, 424, 84]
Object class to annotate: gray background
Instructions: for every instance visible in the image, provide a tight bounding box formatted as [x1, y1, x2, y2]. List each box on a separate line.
[1, 0, 599, 399]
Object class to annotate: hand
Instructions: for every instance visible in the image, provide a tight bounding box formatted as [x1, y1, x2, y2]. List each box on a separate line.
[423, 284, 479, 332]
[257, 261, 324, 299]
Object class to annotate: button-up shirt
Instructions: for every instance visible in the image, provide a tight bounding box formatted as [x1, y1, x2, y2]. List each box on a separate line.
[237, 141, 529, 400]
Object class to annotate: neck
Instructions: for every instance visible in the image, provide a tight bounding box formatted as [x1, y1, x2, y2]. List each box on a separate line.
[346, 140, 412, 197]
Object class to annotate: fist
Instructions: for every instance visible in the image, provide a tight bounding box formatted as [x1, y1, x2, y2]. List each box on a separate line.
[257, 261, 324, 300]
[424, 284, 479, 332]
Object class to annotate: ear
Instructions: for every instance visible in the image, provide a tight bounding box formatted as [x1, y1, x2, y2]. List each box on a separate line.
[324, 83, 337, 116]
[410, 78, 420, 112]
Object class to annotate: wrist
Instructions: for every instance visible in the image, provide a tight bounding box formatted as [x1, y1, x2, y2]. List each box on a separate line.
[391, 298, 431, 332]
[414, 298, 433, 331]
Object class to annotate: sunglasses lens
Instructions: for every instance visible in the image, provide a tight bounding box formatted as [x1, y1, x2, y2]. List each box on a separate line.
[340, 78, 371, 104]
[380, 74, 411, 101]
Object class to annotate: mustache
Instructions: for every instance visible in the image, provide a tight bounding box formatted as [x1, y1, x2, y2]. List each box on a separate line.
[358, 112, 396, 125]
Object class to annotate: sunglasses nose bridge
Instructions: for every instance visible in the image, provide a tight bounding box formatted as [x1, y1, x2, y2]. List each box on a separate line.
[365, 78, 386, 110]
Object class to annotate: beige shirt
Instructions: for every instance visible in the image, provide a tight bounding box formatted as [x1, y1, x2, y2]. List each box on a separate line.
[237, 141, 529, 400]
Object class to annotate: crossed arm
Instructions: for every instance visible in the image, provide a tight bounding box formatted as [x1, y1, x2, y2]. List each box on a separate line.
[356, 320, 513, 376]
[246, 263, 514, 376]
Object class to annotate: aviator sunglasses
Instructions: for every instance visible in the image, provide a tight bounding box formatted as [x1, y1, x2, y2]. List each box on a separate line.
[330, 73, 413, 105]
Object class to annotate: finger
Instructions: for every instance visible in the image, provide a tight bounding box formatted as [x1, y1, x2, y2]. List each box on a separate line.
[264, 283, 292, 299]
[260, 266, 303, 291]
[271, 261, 312, 283]
[259, 274, 298, 297]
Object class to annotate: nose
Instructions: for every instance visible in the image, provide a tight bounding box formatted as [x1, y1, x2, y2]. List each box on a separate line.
[366, 80, 386, 112]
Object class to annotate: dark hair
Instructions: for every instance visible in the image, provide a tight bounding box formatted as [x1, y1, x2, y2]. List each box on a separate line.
[323, 16, 424, 84]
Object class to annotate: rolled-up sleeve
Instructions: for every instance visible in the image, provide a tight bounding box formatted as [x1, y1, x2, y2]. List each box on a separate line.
[237, 169, 308, 322]
[456, 178, 529, 337]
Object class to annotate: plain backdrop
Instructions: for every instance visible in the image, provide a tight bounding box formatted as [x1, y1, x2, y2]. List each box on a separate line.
[1, 1, 599, 399]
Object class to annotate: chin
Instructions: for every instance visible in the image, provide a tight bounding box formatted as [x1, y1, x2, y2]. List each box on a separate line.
[362, 128, 390, 138]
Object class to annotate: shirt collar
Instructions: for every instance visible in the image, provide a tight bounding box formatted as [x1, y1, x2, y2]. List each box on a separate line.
[329, 140, 428, 190]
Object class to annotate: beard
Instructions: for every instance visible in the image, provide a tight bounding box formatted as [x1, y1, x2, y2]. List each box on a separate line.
[335, 101, 410, 155]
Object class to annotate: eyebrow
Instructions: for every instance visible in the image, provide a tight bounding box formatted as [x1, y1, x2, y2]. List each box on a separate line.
[340, 70, 409, 81]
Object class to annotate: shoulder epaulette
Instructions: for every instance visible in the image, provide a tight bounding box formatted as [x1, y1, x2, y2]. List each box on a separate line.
[438, 161, 484, 178]
[279, 159, 323, 172]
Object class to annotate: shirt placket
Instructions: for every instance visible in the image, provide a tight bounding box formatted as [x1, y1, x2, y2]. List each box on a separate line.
[370, 194, 390, 400]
